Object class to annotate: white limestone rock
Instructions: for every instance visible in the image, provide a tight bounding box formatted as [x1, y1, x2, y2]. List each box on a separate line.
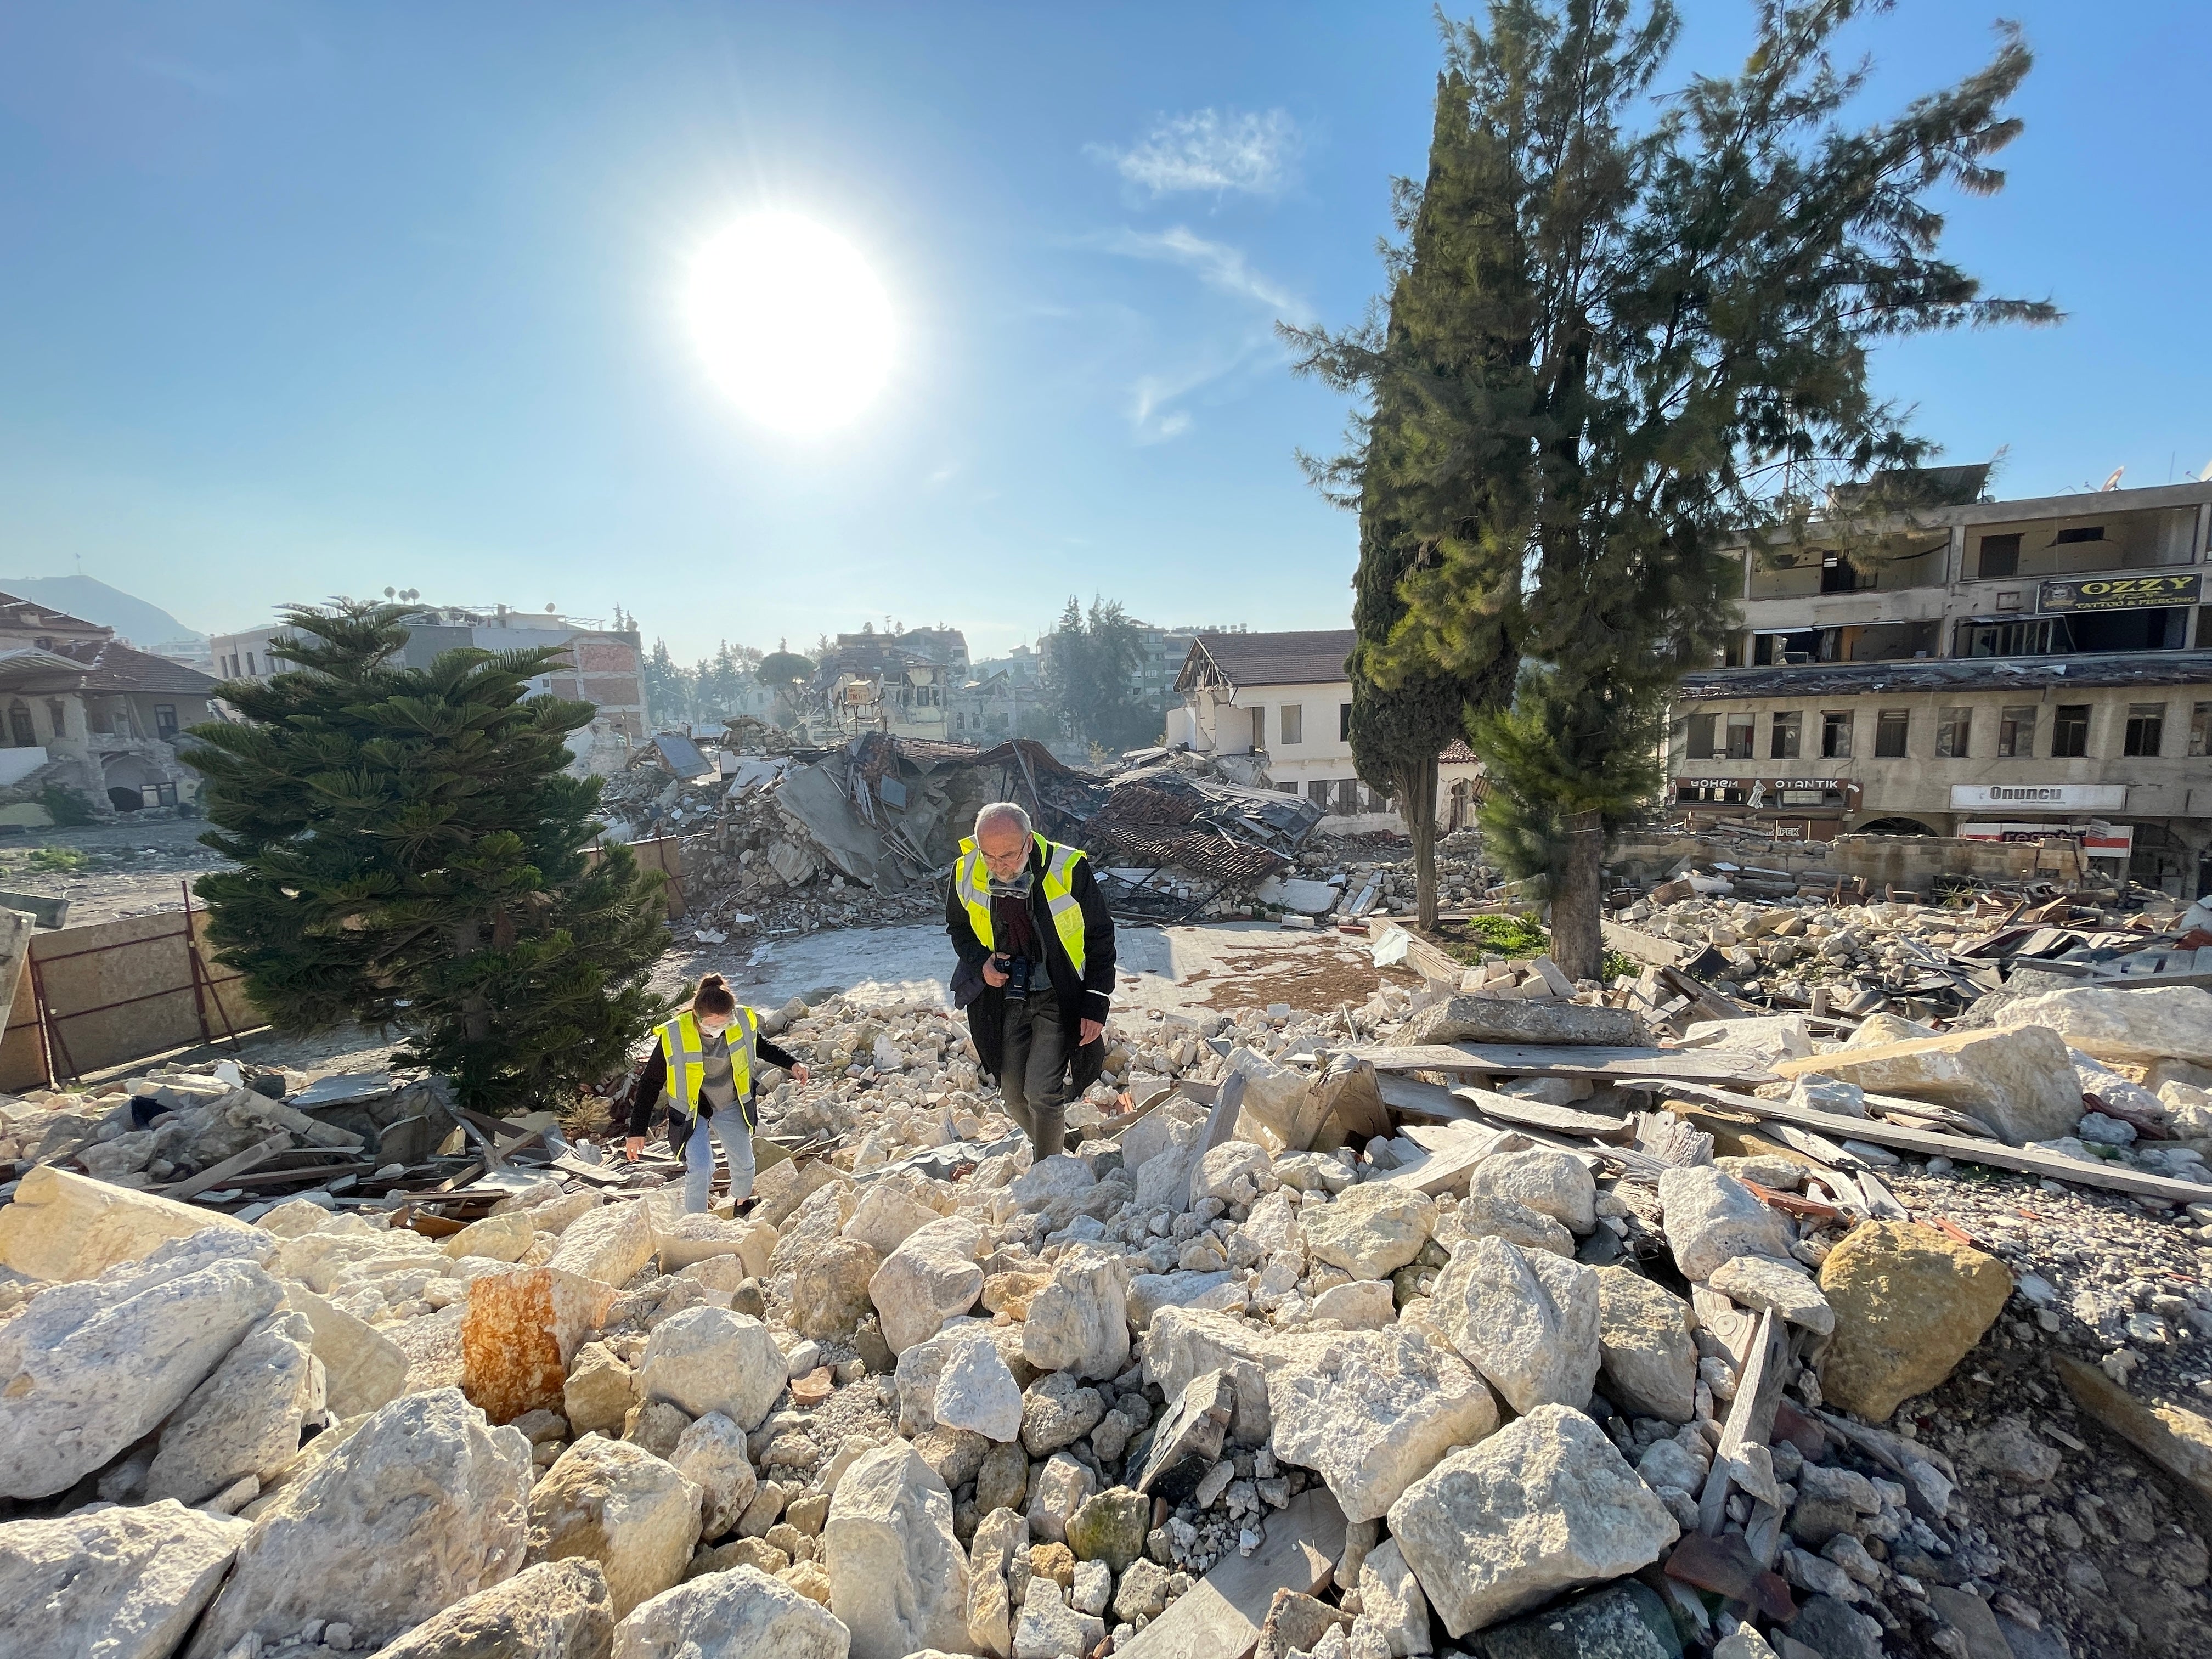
[824, 1440, 971, 1659]
[146, 1308, 323, 1504]
[639, 1306, 789, 1432]
[1593, 1267, 1696, 1424]
[1429, 1235, 1600, 1414]
[183, 1386, 533, 1659]
[1657, 1165, 1796, 1284]
[842, 1183, 941, 1256]
[1020, 1244, 1132, 1380]
[1386, 1403, 1678, 1638]
[1025, 1451, 1096, 1546]
[0, 1235, 284, 1500]
[373, 1559, 617, 1659]
[869, 1216, 985, 1355]
[1268, 1328, 1498, 1523]
[1309, 1279, 1396, 1330]
[0, 1163, 259, 1284]
[1126, 1269, 1244, 1329]
[1994, 985, 2212, 1066]
[546, 1198, 659, 1288]
[935, 1329, 1025, 1443]
[614, 1564, 851, 1659]
[1301, 1184, 1436, 1281]
[283, 1285, 409, 1420]
[0, 1500, 247, 1659]
[1187, 1139, 1272, 1207]
[671, 1410, 759, 1539]
[1464, 1149, 1596, 1235]
[1012, 1577, 1105, 1659]
[1358, 1537, 1434, 1658]
[528, 1434, 704, 1620]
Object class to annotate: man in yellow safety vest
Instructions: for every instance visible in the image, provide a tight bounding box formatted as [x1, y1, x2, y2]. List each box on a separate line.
[947, 800, 1117, 1161]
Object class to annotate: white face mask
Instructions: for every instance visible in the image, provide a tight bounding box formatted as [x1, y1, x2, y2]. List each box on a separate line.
[698, 1017, 731, 1037]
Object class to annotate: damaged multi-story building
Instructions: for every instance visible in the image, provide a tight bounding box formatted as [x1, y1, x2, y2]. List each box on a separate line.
[1668, 468, 2212, 894]
[0, 591, 221, 821]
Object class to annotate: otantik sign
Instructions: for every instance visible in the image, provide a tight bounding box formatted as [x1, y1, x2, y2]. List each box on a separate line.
[1949, 783, 2128, 810]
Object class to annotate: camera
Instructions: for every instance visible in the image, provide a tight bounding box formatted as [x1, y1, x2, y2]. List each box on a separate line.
[994, 955, 1034, 1001]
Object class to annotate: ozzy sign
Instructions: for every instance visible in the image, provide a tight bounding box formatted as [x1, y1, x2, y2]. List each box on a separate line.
[2039, 573, 2200, 613]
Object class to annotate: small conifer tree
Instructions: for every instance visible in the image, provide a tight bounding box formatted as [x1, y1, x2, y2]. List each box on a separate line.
[187, 602, 670, 1110]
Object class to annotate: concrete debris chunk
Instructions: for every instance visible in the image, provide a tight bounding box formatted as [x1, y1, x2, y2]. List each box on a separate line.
[0, 1500, 247, 1659]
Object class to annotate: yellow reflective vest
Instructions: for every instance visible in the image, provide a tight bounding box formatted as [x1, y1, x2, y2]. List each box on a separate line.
[656, 1007, 760, 1125]
[952, 833, 1088, 972]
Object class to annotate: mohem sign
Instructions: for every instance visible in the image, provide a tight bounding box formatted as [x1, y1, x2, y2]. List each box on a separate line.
[2038, 573, 2200, 613]
[1949, 783, 2126, 810]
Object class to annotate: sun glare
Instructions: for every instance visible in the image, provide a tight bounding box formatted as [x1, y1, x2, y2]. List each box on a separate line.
[686, 213, 894, 433]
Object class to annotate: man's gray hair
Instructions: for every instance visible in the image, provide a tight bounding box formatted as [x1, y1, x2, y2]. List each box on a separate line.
[974, 801, 1032, 840]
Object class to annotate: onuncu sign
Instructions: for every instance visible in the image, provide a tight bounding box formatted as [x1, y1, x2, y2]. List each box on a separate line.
[1949, 783, 2126, 810]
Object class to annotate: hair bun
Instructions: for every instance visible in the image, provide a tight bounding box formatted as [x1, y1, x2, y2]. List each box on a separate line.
[698, 973, 726, 989]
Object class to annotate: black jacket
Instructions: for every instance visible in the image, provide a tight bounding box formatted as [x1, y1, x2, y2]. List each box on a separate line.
[625, 1026, 802, 1137]
[946, 837, 1116, 1093]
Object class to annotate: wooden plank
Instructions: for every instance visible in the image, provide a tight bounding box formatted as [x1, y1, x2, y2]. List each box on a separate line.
[1690, 1286, 1759, 1372]
[1449, 1086, 1634, 1140]
[1380, 1124, 1523, 1195]
[1375, 1072, 1470, 1121]
[1698, 1307, 1790, 1536]
[155, 1132, 293, 1202]
[1602, 919, 1683, 969]
[221, 1160, 374, 1187]
[1651, 1079, 2212, 1204]
[1115, 1487, 1346, 1659]
[1347, 1042, 1775, 1084]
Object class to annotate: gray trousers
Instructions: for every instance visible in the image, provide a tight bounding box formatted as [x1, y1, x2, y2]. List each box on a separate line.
[1000, 994, 1070, 1160]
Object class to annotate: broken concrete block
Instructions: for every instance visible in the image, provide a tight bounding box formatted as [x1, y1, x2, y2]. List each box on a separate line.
[370, 1559, 613, 1658]
[1409, 994, 1641, 1048]
[146, 1309, 321, 1505]
[1268, 1328, 1499, 1522]
[1429, 1235, 1600, 1415]
[670, 1410, 759, 1539]
[564, 1340, 638, 1438]
[1386, 1403, 1678, 1638]
[1302, 1183, 1436, 1281]
[284, 1286, 409, 1420]
[184, 1387, 533, 1659]
[1019, 1243, 1132, 1381]
[1, 1241, 284, 1500]
[616, 1564, 850, 1659]
[528, 1434, 703, 1621]
[0, 1163, 257, 1283]
[0, 1500, 247, 1659]
[824, 1440, 970, 1659]
[442, 1209, 536, 1263]
[1593, 1266, 1696, 1424]
[1995, 985, 2212, 1067]
[1465, 1148, 1596, 1235]
[1658, 1165, 1796, 1283]
[1773, 1025, 2081, 1146]
[868, 1215, 984, 1355]
[639, 1307, 788, 1432]
[546, 1198, 659, 1288]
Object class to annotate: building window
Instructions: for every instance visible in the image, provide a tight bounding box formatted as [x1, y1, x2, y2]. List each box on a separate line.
[1874, 710, 1910, 758]
[1278, 783, 1297, 794]
[246, 653, 257, 676]
[2191, 703, 2212, 759]
[1976, 534, 2021, 579]
[1997, 706, 2036, 758]
[1340, 703, 1352, 742]
[1368, 786, 1391, 812]
[154, 782, 178, 807]
[1335, 778, 1359, 816]
[154, 704, 178, 740]
[1685, 714, 1719, 760]
[1820, 711, 1853, 759]
[1279, 703, 1303, 746]
[1307, 780, 1330, 806]
[1250, 707, 1265, 751]
[2123, 702, 2165, 758]
[5, 702, 31, 748]
[1936, 707, 1971, 758]
[44, 699, 65, 737]
[2051, 704, 2091, 758]
[1769, 711, 1801, 760]
[1724, 713, 1755, 759]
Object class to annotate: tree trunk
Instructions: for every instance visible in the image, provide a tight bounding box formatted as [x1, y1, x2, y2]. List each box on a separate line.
[1549, 806, 1606, 982]
[1405, 752, 1441, 934]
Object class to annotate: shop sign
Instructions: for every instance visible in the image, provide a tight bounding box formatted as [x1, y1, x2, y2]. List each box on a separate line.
[1960, 821, 2135, 857]
[2039, 573, 2200, 613]
[1949, 783, 2126, 810]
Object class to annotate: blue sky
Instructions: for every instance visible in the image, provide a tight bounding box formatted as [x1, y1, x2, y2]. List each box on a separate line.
[1, 2, 2206, 663]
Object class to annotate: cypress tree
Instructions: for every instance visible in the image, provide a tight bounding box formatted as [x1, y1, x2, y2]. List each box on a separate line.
[187, 602, 671, 1111]
[1303, 0, 2055, 977]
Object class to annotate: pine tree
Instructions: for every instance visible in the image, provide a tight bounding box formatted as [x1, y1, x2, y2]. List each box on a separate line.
[1299, 0, 2055, 977]
[187, 602, 672, 1111]
[1043, 596, 1156, 753]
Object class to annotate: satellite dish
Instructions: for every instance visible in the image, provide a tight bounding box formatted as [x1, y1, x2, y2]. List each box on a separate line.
[2100, 466, 2124, 492]
[2197, 457, 2212, 483]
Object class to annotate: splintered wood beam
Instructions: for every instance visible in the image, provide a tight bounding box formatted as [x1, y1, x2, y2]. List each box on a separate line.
[155, 1132, 294, 1202]
[1697, 1306, 1791, 1537]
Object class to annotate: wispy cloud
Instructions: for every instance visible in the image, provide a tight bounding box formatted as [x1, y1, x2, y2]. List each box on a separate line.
[1088, 109, 1301, 198]
[1095, 227, 1310, 321]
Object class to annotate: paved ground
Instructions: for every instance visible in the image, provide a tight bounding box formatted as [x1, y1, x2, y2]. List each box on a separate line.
[0, 814, 228, 927]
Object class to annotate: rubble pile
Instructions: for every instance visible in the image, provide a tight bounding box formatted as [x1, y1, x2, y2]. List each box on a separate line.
[5, 979, 2212, 1658]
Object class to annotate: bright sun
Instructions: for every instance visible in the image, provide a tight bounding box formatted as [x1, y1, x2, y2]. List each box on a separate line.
[686, 213, 893, 433]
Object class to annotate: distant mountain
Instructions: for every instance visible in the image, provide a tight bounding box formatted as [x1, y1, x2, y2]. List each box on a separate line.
[0, 575, 206, 649]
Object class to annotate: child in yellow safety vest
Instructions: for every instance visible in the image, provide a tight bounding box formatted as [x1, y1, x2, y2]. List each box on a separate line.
[624, 973, 809, 1212]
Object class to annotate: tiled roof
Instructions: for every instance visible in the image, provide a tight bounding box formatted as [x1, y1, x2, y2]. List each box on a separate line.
[0, 637, 221, 696]
[1177, 630, 1357, 691]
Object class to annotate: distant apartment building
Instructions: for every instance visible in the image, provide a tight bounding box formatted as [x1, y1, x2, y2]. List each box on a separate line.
[212, 602, 646, 776]
[1668, 471, 2212, 893]
[1167, 629, 1487, 835]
